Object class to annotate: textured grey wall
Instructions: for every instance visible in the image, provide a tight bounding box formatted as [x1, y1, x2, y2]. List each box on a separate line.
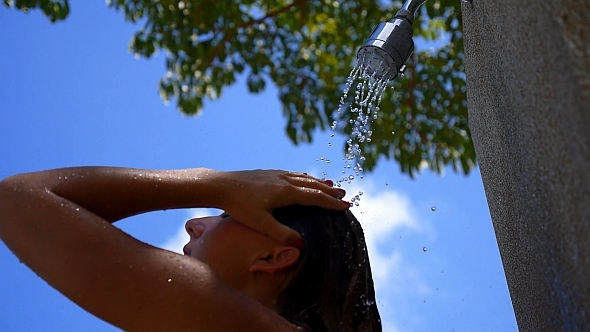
[461, 0, 590, 330]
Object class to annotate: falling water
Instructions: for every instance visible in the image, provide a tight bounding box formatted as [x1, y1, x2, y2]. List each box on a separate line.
[322, 58, 392, 205]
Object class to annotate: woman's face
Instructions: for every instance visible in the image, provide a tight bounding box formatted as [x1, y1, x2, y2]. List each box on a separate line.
[183, 214, 276, 289]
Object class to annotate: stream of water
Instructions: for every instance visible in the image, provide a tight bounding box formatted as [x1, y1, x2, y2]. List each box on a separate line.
[322, 62, 391, 206]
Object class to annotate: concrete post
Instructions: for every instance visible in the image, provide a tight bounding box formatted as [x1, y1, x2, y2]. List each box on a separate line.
[461, 0, 590, 330]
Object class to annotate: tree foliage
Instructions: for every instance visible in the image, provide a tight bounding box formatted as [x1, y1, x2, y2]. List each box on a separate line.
[4, 0, 475, 177]
[3, 0, 68, 21]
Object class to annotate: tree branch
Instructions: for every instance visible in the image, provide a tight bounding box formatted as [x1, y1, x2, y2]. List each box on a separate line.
[205, 0, 305, 67]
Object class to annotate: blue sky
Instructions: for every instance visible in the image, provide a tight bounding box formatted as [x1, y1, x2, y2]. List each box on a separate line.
[0, 2, 516, 331]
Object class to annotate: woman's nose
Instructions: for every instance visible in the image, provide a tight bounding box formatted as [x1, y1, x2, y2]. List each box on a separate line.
[184, 216, 217, 238]
[185, 218, 207, 238]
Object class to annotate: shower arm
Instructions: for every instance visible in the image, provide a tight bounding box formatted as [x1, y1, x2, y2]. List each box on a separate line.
[400, 0, 427, 19]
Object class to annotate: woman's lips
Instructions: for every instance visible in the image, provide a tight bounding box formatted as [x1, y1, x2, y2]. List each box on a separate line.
[183, 244, 191, 256]
[183, 239, 200, 256]
[183, 241, 196, 256]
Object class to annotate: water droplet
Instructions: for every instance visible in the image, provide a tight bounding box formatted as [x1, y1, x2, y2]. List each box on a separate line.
[348, 175, 354, 180]
[431, 206, 436, 211]
[385, 182, 389, 186]
[167, 278, 172, 282]
[423, 247, 428, 252]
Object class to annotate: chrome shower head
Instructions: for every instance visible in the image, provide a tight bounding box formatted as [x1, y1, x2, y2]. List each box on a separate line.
[356, 0, 427, 81]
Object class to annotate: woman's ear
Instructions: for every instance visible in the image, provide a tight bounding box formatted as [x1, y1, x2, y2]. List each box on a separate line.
[249, 246, 300, 273]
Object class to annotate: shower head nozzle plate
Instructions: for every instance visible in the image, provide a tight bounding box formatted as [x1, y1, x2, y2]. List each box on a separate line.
[356, 46, 398, 81]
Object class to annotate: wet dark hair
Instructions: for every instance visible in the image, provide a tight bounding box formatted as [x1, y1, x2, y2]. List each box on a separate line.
[272, 205, 382, 332]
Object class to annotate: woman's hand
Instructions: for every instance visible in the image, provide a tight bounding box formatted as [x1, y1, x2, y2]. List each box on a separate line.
[206, 169, 348, 245]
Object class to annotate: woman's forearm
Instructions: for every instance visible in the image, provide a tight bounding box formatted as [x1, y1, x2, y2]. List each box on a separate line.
[0, 166, 222, 223]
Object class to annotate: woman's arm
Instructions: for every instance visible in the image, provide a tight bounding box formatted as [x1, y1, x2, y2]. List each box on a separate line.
[0, 166, 346, 331]
[1, 167, 346, 241]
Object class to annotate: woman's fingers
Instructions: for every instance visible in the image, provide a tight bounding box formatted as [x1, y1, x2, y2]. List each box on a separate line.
[218, 170, 350, 244]
[287, 186, 350, 211]
[282, 173, 346, 200]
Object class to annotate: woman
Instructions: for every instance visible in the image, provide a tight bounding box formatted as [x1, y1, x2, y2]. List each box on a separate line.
[0, 166, 381, 331]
